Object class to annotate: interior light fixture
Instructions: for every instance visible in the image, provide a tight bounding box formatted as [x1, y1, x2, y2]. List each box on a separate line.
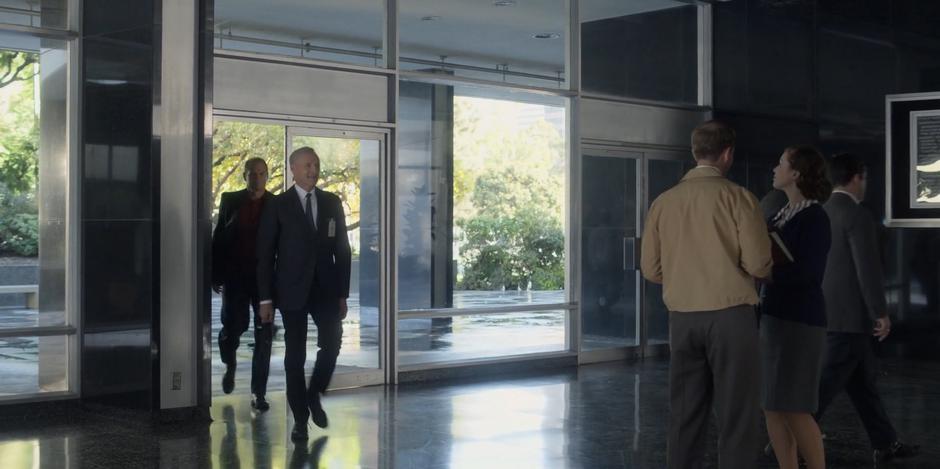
[494, 0, 517, 6]
[532, 33, 560, 39]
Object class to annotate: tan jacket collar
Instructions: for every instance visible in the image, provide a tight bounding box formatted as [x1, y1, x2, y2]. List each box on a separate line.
[682, 165, 724, 181]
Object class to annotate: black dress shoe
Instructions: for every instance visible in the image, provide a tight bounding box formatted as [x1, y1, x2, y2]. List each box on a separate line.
[222, 365, 235, 394]
[290, 423, 309, 442]
[308, 393, 328, 429]
[251, 394, 270, 411]
[874, 441, 919, 464]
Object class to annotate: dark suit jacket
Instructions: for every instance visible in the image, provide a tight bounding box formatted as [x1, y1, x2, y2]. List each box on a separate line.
[211, 189, 274, 285]
[256, 185, 351, 312]
[822, 192, 887, 333]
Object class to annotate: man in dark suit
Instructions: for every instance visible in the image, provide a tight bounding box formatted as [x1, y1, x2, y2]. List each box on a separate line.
[257, 146, 351, 441]
[817, 153, 918, 464]
[212, 157, 275, 410]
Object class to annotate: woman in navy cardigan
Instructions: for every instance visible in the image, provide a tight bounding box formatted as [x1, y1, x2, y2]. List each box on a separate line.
[762, 145, 832, 469]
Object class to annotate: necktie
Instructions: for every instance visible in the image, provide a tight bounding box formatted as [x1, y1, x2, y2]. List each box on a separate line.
[305, 193, 316, 230]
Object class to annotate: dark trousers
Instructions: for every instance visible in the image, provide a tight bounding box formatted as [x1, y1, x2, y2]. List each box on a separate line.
[218, 273, 273, 397]
[281, 293, 343, 425]
[815, 332, 897, 450]
[668, 305, 761, 469]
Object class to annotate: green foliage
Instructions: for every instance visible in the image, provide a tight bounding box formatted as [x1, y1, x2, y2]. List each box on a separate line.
[0, 182, 38, 256]
[211, 121, 285, 222]
[0, 51, 39, 257]
[458, 198, 564, 290]
[0, 51, 39, 197]
[453, 97, 566, 291]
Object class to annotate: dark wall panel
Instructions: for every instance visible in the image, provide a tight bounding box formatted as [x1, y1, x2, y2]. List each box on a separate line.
[714, 0, 814, 118]
[80, 0, 157, 408]
[582, 5, 698, 104]
[713, 0, 940, 360]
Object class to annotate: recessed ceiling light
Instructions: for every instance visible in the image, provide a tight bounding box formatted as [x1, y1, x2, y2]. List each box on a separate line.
[421, 15, 441, 21]
[494, 0, 516, 6]
[533, 33, 560, 39]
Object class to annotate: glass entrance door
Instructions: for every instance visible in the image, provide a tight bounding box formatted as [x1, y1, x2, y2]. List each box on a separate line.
[579, 146, 693, 358]
[286, 127, 386, 388]
[643, 153, 694, 347]
[581, 151, 642, 352]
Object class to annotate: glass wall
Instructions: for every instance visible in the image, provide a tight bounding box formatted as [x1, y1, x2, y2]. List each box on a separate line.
[581, 0, 700, 104]
[0, 28, 73, 398]
[214, 0, 385, 67]
[399, 0, 567, 88]
[397, 80, 568, 365]
[203, 0, 711, 380]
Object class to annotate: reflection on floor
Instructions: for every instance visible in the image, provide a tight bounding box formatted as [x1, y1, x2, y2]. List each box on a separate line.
[0, 357, 938, 468]
[210, 290, 566, 395]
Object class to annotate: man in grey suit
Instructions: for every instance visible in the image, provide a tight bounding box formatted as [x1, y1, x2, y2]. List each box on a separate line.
[257, 146, 351, 442]
[817, 153, 918, 465]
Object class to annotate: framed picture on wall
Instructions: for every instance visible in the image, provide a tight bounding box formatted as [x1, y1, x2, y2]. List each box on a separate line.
[909, 110, 940, 207]
[886, 92, 940, 227]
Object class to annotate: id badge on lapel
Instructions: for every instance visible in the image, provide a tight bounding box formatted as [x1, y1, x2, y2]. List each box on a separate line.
[328, 218, 336, 238]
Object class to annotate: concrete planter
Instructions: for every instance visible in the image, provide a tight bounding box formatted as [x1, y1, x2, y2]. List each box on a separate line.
[0, 257, 39, 308]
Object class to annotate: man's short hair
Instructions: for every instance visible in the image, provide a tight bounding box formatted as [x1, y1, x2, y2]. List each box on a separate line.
[828, 153, 866, 187]
[289, 146, 319, 166]
[691, 120, 736, 162]
[244, 157, 267, 174]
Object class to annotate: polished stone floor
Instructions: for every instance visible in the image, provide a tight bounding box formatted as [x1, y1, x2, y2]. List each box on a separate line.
[0, 357, 937, 468]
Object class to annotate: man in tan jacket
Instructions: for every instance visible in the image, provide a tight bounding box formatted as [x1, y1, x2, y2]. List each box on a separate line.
[641, 120, 772, 468]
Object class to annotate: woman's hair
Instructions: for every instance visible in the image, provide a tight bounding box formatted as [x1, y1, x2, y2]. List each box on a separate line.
[785, 144, 832, 202]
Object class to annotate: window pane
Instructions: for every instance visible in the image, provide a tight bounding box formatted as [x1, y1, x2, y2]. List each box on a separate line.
[0, 0, 67, 30]
[399, 310, 566, 365]
[1, 33, 70, 336]
[581, 1, 698, 104]
[0, 335, 68, 396]
[399, 0, 567, 88]
[397, 81, 567, 312]
[215, 0, 384, 68]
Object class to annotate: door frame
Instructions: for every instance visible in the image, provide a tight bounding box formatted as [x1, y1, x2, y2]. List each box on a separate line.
[213, 115, 391, 389]
[578, 144, 644, 364]
[286, 124, 390, 389]
[578, 143, 691, 363]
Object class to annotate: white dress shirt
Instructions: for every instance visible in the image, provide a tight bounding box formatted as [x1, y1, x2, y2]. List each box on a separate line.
[294, 184, 318, 229]
[260, 184, 318, 306]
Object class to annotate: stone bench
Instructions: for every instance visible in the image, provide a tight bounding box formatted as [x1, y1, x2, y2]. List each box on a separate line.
[0, 284, 38, 309]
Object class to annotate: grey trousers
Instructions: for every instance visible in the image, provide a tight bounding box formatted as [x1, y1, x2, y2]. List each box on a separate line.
[668, 305, 761, 469]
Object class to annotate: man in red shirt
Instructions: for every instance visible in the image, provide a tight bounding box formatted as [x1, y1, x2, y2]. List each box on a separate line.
[212, 157, 275, 410]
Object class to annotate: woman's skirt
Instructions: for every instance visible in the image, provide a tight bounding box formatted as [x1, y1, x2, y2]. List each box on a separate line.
[760, 314, 826, 413]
